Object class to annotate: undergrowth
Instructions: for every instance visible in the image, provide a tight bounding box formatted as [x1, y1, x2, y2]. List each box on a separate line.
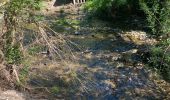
[84, 0, 140, 19]
[140, 0, 170, 82]
[140, 0, 170, 37]
[149, 38, 170, 81]
[3, 0, 42, 64]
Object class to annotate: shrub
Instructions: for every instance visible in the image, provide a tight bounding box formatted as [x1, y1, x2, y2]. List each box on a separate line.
[149, 38, 170, 81]
[5, 45, 22, 64]
[84, 0, 140, 18]
[140, 0, 170, 82]
[3, 0, 42, 64]
[19, 65, 29, 84]
[84, 0, 113, 18]
[140, 0, 170, 37]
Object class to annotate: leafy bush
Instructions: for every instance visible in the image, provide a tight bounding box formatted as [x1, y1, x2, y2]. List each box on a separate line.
[140, 0, 170, 82]
[149, 38, 170, 81]
[84, 0, 140, 18]
[3, 0, 42, 64]
[140, 0, 170, 37]
[5, 45, 22, 64]
[51, 86, 60, 94]
[84, 0, 113, 13]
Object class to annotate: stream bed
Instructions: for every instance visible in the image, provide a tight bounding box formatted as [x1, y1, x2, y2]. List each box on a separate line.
[22, 2, 170, 99]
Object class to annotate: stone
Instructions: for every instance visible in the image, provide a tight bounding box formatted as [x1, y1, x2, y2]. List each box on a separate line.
[104, 80, 116, 89]
[0, 90, 25, 100]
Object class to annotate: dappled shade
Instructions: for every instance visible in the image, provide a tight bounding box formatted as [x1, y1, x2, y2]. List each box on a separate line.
[53, 0, 73, 6]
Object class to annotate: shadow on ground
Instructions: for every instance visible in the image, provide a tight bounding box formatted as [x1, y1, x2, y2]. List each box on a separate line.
[53, 0, 73, 6]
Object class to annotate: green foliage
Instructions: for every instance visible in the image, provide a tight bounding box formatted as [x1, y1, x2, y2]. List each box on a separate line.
[149, 38, 170, 81]
[51, 86, 60, 94]
[19, 65, 29, 83]
[56, 18, 80, 27]
[84, 0, 113, 11]
[84, 0, 140, 18]
[3, 0, 42, 64]
[140, 0, 170, 37]
[84, 0, 114, 18]
[5, 45, 22, 64]
[4, 0, 42, 24]
[7, 0, 42, 12]
[33, 15, 45, 21]
[50, 17, 80, 33]
[140, 0, 170, 82]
